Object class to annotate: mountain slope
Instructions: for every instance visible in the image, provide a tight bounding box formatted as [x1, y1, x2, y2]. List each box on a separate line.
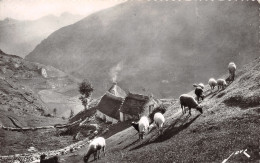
[0, 50, 84, 155]
[0, 48, 84, 117]
[0, 13, 84, 58]
[25, 1, 260, 98]
[61, 56, 260, 163]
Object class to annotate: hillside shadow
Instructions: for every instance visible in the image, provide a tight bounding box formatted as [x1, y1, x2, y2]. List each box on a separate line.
[102, 120, 132, 139]
[199, 88, 223, 101]
[130, 114, 200, 151]
[207, 88, 227, 99]
[123, 138, 140, 149]
[223, 95, 260, 109]
[205, 90, 217, 99]
[123, 114, 184, 150]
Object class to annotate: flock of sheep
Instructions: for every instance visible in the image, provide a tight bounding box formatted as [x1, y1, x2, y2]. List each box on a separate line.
[39, 62, 236, 163]
[80, 62, 237, 163]
[182, 62, 236, 117]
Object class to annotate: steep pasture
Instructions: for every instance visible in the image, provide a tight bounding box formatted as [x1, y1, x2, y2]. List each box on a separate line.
[60, 57, 260, 163]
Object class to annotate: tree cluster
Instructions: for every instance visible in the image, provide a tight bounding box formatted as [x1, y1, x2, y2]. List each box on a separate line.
[78, 79, 94, 110]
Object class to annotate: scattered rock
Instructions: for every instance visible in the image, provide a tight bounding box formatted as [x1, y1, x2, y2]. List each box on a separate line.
[28, 147, 38, 153]
[39, 67, 47, 78]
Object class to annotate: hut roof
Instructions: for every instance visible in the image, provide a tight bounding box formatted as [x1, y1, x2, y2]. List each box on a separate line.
[119, 93, 150, 116]
[97, 92, 124, 120]
[108, 83, 127, 98]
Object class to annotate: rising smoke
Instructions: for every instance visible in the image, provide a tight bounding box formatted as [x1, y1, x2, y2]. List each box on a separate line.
[110, 61, 124, 83]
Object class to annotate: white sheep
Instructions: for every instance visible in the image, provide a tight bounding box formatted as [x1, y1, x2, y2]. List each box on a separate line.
[227, 62, 236, 83]
[179, 94, 203, 116]
[152, 112, 165, 135]
[217, 79, 227, 90]
[138, 116, 149, 140]
[208, 78, 217, 90]
[83, 137, 106, 163]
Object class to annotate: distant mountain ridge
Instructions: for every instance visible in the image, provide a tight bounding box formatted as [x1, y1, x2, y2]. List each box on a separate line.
[0, 13, 84, 58]
[0, 49, 85, 156]
[25, 1, 260, 98]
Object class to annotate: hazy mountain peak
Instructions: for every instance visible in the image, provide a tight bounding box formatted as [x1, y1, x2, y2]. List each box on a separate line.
[0, 12, 85, 58]
[60, 12, 75, 17]
[0, 17, 19, 24]
[38, 14, 57, 21]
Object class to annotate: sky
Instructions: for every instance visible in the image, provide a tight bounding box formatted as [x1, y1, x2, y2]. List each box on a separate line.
[0, 0, 124, 20]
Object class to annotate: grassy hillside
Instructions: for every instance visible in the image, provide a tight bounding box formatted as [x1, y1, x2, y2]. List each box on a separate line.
[0, 50, 48, 116]
[61, 56, 260, 163]
[0, 49, 83, 117]
[26, 1, 260, 98]
[0, 50, 84, 155]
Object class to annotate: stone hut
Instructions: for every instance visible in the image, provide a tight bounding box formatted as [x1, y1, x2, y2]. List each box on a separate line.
[119, 93, 160, 122]
[96, 83, 126, 124]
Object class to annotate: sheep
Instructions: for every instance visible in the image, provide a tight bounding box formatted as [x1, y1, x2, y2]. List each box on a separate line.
[152, 112, 165, 135]
[194, 86, 204, 102]
[208, 78, 217, 90]
[131, 116, 150, 140]
[227, 62, 236, 83]
[217, 79, 227, 90]
[179, 94, 203, 116]
[83, 137, 106, 163]
[40, 154, 59, 163]
[138, 116, 149, 140]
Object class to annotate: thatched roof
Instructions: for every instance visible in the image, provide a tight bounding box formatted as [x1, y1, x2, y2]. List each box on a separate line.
[119, 93, 150, 116]
[97, 92, 124, 120]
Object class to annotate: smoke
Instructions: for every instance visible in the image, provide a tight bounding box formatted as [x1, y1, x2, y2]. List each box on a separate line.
[110, 61, 123, 83]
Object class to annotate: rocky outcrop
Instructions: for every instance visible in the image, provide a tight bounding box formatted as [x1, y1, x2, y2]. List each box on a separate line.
[39, 68, 47, 78]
